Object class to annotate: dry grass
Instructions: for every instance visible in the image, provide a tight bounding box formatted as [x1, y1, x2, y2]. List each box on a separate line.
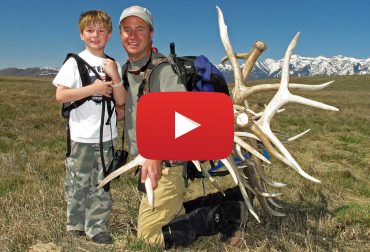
[0, 75, 369, 251]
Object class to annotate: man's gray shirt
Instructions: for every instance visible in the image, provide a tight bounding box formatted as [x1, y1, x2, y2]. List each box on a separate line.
[124, 52, 186, 155]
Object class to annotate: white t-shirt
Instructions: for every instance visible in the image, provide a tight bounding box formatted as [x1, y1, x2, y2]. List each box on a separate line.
[53, 50, 122, 143]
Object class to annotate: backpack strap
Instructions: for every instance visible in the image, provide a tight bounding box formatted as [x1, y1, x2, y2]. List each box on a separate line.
[61, 53, 104, 118]
[122, 61, 129, 90]
[140, 57, 171, 97]
[64, 53, 103, 83]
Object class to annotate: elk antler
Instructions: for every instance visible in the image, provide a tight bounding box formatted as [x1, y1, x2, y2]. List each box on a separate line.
[216, 5, 339, 220]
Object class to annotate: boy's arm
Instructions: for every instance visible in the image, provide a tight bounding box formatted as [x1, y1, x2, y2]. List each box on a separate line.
[103, 59, 126, 105]
[55, 79, 114, 104]
[104, 59, 126, 120]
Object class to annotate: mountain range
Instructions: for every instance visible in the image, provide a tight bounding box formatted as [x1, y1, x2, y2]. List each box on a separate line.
[0, 67, 58, 77]
[218, 55, 370, 82]
[1, 55, 370, 82]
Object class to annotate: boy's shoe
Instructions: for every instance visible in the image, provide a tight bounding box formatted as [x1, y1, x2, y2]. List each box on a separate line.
[91, 232, 113, 244]
[66, 230, 86, 237]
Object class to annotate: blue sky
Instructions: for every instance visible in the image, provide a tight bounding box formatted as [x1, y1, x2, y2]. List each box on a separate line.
[1, 0, 369, 69]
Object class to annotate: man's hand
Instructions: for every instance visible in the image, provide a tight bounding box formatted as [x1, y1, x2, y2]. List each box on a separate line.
[141, 159, 162, 189]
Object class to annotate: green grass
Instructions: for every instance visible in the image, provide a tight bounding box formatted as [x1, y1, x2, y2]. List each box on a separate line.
[0, 75, 369, 251]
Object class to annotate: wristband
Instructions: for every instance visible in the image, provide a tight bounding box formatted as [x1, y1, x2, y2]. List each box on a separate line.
[111, 80, 123, 88]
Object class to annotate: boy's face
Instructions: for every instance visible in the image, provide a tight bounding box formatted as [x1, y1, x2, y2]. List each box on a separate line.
[80, 23, 111, 55]
[120, 16, 153, 62]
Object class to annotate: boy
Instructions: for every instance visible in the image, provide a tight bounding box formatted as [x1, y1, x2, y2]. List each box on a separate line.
[53, 10, 125, 244]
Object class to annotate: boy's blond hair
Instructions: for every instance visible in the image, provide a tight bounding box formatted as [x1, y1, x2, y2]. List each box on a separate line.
[79, 10, 112, 33]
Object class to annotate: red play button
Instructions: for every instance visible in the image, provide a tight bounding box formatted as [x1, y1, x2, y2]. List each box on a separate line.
[175, 111, 201, 139]
[136, 92, 234, 160]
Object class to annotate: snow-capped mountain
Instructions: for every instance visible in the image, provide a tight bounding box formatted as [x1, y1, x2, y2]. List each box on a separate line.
[1, 55, 370, 82]
[0, 67, 58, 77]
[217, 55, 370, 83]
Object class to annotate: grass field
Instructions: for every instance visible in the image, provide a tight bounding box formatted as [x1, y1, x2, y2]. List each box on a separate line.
[0, 75, 369, 251]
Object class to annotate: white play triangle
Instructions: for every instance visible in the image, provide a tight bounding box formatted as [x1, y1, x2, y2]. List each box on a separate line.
[175, 111, 201, 139]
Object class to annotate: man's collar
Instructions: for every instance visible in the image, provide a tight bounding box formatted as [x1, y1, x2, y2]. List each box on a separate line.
[127, 52, 152, 75]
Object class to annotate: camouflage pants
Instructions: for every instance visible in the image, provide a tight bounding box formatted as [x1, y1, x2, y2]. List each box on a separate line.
[64, 140, 114, 238]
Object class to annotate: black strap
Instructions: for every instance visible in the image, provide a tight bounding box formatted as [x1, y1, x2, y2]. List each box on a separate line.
[99, 96, 111, 192]
[122, 62, 129, 90]
[65, 124, 71, 157]
[65, 53, 103, 82]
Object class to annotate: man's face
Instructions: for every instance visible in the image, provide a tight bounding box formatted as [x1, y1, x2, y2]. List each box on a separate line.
[80, 23, 111, 55]
[120, 16, 153, 62]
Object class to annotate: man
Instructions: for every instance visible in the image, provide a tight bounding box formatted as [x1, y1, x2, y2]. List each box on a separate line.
[119, 5, 247, 249]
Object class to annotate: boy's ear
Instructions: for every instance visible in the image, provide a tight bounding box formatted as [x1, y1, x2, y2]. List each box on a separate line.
[80, 33, 84, 41]
[107, 32, 112, 41]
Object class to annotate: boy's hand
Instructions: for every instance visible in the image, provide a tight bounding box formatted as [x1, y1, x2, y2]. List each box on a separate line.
[141, 159, 162, 190]
[92, 79, 113, 97]
[103, 59, 120, 83]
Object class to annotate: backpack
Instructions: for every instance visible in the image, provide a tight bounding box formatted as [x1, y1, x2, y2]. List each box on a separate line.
[122, 43, 229, 100]
[61, 53, 114, 118]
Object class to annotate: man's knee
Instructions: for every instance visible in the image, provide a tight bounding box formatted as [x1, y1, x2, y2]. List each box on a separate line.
[137, 222, 165, 247]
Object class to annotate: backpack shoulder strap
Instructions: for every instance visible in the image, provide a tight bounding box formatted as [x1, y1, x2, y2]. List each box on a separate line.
[64, 53, 102, 85]
[143, 57, 170, 83]
[121, 61, 129, 90]
[141, 57, 171, 94]
[104, 54, 115, 61]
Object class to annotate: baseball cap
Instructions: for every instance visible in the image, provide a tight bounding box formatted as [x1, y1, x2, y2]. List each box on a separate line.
[119, 6, 153, 28]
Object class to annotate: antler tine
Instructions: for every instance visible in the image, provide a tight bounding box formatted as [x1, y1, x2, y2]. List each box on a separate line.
[216, 6, 246, 105]
[261, 33, 338, 125]
[256, 32, 338, 183]
[242, 81, 335, 99]
[220, 158, 239, 185]
[234, 135, 271, 164]
[285, 129, 311, 142]
[240, 41, 267, 84]
[192, 161, 225, 195]
[243, 139, 285, 216]
[241, 138, 287, 188]
[221, 52, 251, 66]
[144, 176, 154, 209]
[225, 155, 261, 222]
[235, 144, 245, 161]
[221, 41, 267, 87]
[234, 131, 260, 141]
[98, 154, 146, 189]
[254, 161, 287, 188]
